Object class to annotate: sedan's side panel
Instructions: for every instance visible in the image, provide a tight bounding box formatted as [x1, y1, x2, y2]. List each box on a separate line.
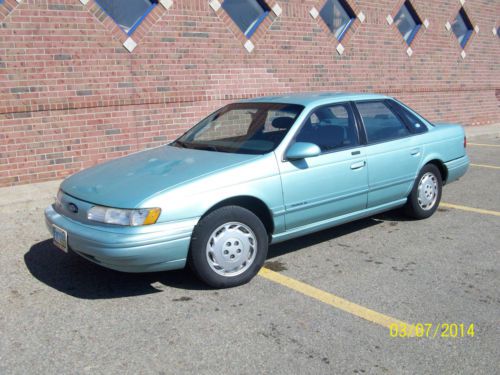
[444, 155, 470, 184]
[141, 153, 287, 233]
[271, 198, 407, 244]
[278, 149, 368, 230]
[365, 136, 423, 207]
[419, 126, 466, 162]
[413, 124, 467, 183]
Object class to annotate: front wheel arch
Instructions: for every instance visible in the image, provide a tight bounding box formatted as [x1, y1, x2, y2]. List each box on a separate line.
[200, 196, 274, 239]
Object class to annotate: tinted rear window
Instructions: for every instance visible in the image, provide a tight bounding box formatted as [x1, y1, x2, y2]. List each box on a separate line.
[356, 101, 410, 143]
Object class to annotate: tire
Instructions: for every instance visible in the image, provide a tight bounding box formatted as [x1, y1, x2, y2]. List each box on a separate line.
[188, 206, 268, 288]
[404, 164, 442, 219]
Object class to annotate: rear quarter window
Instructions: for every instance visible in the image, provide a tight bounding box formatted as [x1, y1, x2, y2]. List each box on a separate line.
[389, 101, 429, 134]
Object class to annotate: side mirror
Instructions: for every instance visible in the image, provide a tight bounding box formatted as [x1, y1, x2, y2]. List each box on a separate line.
[286, 142, 321, 160]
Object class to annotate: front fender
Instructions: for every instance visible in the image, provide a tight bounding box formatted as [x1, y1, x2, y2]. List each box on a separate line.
[141, 153, 286, 233]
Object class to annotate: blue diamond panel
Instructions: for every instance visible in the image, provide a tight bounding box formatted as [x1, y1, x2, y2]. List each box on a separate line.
[452, 8, 473, 48]
[222, 0, 270, 38]
[320, 0, 356, 41]
[95, 0, 158, 36]
[394, 1, 422, 45]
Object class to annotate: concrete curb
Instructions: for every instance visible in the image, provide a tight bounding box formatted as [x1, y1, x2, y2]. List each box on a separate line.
[0, 180, 61, 207]
[464, 123, 500, 138]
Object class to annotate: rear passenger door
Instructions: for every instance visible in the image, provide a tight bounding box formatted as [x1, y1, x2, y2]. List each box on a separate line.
[279, 103, 368, 230]
[354, 100, 423, 208]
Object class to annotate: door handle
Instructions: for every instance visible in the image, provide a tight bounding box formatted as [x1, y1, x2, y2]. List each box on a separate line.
[410, 149, 420, 156]
[350, 161, 366, 170]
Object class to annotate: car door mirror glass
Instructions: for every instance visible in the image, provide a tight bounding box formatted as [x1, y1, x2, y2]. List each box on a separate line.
[286, 142, 321, 160]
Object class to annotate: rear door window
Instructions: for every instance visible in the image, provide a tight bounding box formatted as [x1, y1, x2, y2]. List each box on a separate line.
[389, 101, 428, 134]
[356, 101, 410, 143]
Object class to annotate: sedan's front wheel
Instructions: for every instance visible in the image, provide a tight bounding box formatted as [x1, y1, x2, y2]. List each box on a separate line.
[188, 206, 268, 288]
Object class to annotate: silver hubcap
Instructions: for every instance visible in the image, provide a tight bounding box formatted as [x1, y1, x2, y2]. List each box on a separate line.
[417, 172, 438, 210]
[206, 222, 257, 277]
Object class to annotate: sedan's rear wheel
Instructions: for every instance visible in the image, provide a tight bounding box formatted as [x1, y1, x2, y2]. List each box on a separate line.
[417, 172, 439, 211]
[189, 206, 268, 288]
[404, 164, 442, 219]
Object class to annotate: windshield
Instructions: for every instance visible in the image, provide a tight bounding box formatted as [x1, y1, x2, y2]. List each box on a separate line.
[172, 103, 304, 155]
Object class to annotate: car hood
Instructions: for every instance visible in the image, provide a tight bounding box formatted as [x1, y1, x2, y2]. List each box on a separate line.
[61, 145, 260, 208]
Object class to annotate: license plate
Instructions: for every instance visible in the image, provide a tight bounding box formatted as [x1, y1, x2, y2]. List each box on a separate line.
[52, 225, 68, 253]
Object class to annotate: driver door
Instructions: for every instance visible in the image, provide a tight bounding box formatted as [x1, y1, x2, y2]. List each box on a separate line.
[278, 102, 369, 230]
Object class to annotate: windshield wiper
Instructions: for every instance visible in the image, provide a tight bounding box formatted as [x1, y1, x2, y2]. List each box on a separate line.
[172, 140, 190, 148]
[172, 140, 222, 152]
[195, 144, 220, 152]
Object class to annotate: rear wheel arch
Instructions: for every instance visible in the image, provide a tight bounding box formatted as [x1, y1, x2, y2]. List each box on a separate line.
[200, 196, 274, 239]
[425, 159, 448, 184]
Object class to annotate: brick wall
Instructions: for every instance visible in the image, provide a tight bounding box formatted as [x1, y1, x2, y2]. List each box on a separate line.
[0, 0, 499, 186]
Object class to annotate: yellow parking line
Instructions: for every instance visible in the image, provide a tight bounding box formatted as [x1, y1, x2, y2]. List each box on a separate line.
[259, 267, 411, 331]
[470, 163, 500, 170]
[259, 201, 499, 330]
[468, 142, 500, 148]
[440, 202, 500, 217]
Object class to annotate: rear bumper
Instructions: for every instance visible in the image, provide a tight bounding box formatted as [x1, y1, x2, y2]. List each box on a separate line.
[445, 155, 470, 184]
[44, 205, 198, 272]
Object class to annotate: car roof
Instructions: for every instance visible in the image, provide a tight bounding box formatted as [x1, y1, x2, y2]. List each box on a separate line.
[239, 92, 391, 107]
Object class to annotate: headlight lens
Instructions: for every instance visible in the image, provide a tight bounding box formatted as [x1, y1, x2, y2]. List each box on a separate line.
[87, 206, 161, 226]
[55, 189, 64, 208]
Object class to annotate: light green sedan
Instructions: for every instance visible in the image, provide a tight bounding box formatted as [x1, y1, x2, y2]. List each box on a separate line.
[45, 93, 469, 287]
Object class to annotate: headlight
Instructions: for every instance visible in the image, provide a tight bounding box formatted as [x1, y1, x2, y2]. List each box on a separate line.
[87, 206, 161, 226]
[55, 189, 64, 208]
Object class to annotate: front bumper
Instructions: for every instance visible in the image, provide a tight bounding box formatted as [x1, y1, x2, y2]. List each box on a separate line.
[44, 205, 198, 272]
[445, 154, 470, 184]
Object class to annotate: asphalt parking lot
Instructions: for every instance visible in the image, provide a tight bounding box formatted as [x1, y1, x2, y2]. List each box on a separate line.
[1, 132, 499, 375]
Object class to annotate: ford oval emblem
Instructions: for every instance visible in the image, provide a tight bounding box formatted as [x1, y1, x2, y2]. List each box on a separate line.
[67, 203, 78, 213]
